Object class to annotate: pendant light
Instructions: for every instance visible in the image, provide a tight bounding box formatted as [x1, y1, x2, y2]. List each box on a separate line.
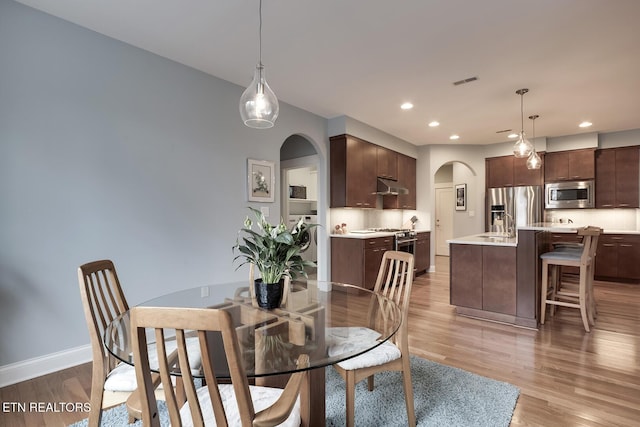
[239, 0, 279, 129]
[513, 88, 533, 158]
[526, 114, 542, 170]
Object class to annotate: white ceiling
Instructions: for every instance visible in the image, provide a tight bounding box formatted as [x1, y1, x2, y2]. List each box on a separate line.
[15, 0, 640, 146]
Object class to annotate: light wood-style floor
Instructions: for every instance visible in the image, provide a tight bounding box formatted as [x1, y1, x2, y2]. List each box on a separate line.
[2, 256, 639, 426]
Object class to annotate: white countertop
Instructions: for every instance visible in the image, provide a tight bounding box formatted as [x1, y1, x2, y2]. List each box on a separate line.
[520, 222, 640, 234]
[330, 229, 431, 239]
[447, 232, 517, 247]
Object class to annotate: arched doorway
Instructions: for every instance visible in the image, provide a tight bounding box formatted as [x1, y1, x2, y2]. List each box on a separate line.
[280, 135, 321, 279]
[433, 161, 479, 257]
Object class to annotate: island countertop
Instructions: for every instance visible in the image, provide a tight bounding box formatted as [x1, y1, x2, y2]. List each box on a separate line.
[447, 232, 517, 247]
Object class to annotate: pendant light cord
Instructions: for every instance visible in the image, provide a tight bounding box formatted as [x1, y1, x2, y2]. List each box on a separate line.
[520, 92, 524, 134]
[258, 0, 263, 67]
[529, 115, 539, 142]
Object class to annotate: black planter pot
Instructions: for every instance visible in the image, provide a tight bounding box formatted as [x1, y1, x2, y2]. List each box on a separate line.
[254, 278, 284, 309]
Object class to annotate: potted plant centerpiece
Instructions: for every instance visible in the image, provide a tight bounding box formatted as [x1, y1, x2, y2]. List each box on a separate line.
[233, 208, 316, 309]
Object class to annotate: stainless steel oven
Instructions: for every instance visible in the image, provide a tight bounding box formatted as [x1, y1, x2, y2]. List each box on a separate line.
[394, 230, 417, 255]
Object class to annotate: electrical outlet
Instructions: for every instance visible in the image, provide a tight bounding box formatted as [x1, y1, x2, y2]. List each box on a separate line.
[260, 206, 270, 217]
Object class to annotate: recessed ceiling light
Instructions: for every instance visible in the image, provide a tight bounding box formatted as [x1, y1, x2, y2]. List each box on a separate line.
[400, 102, 414, 110]
[449, 134, 460, 140]
[428, 121, 440, 127]
[508, 133, 519, 139]
[579, 121, 593, 128]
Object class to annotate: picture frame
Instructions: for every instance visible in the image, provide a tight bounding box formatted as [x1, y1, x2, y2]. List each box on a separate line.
[247, 159, 275, 202]
[455, 183, 467, 211]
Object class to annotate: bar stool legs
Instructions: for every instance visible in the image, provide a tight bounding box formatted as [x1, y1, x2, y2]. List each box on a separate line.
[539, 226, 602, 333]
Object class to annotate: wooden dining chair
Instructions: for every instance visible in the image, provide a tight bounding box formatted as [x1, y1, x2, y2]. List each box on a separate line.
[333, 250, 416, 427]
[78, 260, 139, 426]
[130, 305, 309, 427]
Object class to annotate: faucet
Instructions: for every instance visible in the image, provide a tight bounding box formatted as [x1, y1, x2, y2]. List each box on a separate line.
[504, 213, 515, 237]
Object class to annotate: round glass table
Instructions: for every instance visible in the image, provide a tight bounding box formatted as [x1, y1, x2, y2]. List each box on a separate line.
[104, 280, 402, 427]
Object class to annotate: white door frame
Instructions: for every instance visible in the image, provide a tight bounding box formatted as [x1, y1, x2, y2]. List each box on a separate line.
[435, 184, 454, 256]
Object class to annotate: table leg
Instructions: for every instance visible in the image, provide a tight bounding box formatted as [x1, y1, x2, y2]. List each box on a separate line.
[300, 367, 325, 427]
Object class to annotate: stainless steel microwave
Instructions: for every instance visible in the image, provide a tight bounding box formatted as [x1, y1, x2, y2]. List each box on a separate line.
[545, 180, 594, 209]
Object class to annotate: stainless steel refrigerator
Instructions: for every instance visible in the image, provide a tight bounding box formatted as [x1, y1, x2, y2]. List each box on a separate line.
[486, 186, 543, 234]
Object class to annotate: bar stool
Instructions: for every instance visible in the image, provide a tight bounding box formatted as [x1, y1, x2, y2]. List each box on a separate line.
[540, 226, 602, 332]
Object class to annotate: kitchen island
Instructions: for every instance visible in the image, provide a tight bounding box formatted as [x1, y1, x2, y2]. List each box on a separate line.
[448, 225, 580, 329]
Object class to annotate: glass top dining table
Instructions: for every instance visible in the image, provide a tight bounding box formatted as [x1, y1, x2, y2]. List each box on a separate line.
[103, 280, 402, 427]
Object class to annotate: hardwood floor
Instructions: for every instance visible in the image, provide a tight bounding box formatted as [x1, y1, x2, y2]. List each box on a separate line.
[2, 255, 639, 426]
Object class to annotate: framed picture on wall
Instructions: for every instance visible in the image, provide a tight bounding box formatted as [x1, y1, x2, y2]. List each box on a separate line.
[455, 183, 467, 211]
[247, 159, 275, 202]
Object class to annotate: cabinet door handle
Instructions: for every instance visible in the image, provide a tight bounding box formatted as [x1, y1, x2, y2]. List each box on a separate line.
[620, 244, 633, 247]
[602, 243, 615, 247]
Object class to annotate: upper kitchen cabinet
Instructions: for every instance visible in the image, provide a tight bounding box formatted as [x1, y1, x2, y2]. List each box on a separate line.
[544, 148, 595, 182]
[376, 146, 398, 180]
[383, 153, 417, 210]
[513, 154, 544, 186]
[486, 154, 543, 188]
[595, 146, 640, 208]
[330, 134, 377, 208]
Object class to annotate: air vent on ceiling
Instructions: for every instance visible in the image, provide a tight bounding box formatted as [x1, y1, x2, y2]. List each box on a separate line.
[453, 76, 478, 86]
[495, 129, 512, 134]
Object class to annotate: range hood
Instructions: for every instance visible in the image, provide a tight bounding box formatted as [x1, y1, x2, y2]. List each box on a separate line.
[377, 177, 409, 195]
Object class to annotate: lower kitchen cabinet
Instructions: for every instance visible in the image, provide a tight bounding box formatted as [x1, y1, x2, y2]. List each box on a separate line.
[415, 232, 431, 275]
[595, 234, 640, 282]
[331, 236, 393, 289]
[450, 244, 517, 317]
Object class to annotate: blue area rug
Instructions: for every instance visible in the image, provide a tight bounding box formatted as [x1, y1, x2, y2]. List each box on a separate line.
[69, 355, 519, 426]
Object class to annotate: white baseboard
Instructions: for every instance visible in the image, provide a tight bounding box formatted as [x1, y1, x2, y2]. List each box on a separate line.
[0, 345, 92, 388]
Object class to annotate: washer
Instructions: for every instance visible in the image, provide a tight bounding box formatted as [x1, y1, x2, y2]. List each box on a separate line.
[289, 215, 317, 262]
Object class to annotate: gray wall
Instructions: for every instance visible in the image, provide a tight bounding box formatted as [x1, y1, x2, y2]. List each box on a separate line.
[0, 0, 327, 365]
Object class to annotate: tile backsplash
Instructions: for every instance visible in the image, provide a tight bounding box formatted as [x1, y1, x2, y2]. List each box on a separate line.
[544, 208, 639, 231]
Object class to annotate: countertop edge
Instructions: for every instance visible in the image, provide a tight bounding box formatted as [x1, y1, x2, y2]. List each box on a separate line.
[330, 229, 431, 239]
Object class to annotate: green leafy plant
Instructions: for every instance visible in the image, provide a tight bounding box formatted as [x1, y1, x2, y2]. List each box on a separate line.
[233, 207, 317, 283]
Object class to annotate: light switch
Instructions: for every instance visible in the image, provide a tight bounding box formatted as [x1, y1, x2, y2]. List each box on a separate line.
[468, 210, 475, 217]
[260, 206, 270, 217]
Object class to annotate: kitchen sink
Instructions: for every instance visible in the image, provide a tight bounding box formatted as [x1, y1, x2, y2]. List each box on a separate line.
[478, 233, 513, 240]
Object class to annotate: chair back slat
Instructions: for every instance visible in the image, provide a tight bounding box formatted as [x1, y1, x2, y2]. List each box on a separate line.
[577, 226, 602, 265]
[372, 251, 414, 348]
[78, 260, 129, 372]
[131, 306, 257, 427]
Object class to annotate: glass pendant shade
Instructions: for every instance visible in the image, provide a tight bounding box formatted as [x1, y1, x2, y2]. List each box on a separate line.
[240, 64, 279, 129]
[513, 132, 533, 158]
[526, 113, 542, 169]
[526, 150, 542, 169]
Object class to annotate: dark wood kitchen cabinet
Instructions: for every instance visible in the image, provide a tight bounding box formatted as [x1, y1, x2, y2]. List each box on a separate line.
[376, 146, 398, 180]
[544, 149, 595, 182]
[595, 146, 640, 208]
[331, 235, 393, 289]
[486, 154, 543, 188]
[330, 134, 377, 208]
[383, 153, 417, 210]
[595, 234, 640, 282]
[486, 156, 514, 188]
[415, 232, 430, 275]
[450, 244, 516, 316]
